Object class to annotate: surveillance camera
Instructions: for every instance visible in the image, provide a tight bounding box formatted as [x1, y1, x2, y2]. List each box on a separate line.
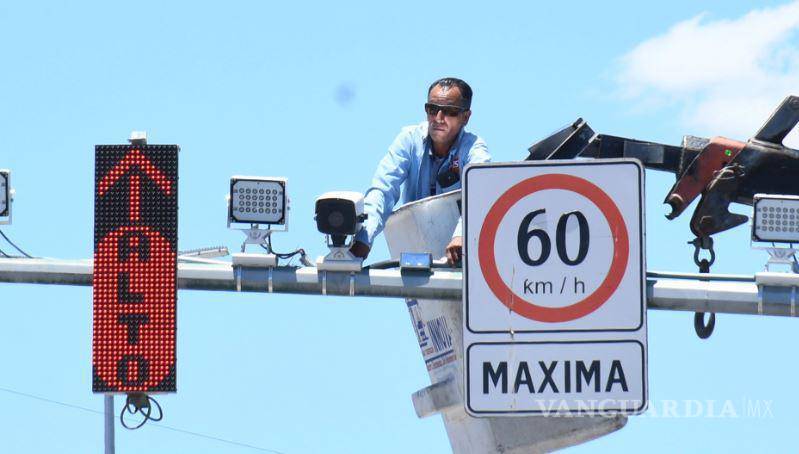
[315, 191, 367, 245]
[315, 191, 368, 272]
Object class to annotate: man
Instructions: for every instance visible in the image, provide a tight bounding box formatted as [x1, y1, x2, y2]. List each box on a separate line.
[351, 77, 491, 264]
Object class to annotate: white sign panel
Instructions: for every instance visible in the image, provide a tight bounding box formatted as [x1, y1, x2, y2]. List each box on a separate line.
[463, 160, 647, 416]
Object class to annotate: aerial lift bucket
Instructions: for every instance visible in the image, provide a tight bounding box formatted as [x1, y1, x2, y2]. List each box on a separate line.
[384, 190, 626, 453]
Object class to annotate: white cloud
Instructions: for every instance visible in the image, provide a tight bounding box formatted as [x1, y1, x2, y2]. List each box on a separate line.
[616, 1, 799, 147]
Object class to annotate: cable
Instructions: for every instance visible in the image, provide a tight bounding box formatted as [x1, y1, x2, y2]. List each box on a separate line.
[120, 393, 163, 430]
[261, 235, 312, 266]
[365, 258, 457, 271]
[779, 242, 799, 273]
[260, 243, 307, 260]
[128, 415, 286, 453]
[646, 270, 753, 282]
[0, 229, 32, 258]
[0, 245, 9, 257]
[0, 385, 285, 453]
[793, 250, 799, 273]
[365, 259, 400, 270]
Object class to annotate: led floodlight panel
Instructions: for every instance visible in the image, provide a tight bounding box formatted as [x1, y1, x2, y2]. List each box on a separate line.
[93, 144, 178, 393]
[0, 170, 9, 219]
[752, 194, 799, 243]
[229, 176, 287, 225]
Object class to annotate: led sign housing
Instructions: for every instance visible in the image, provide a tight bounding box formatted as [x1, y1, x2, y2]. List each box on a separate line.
[93, 144, 178, 393]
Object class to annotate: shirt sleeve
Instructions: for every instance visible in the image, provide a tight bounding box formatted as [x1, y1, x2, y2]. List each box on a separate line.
[452, 136, 491, 238]
[355, 129, 413, 247]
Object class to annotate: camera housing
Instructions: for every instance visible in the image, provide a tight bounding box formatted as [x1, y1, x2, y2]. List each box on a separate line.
[315, 191, 367, 272]
[315, 191, 366, 247]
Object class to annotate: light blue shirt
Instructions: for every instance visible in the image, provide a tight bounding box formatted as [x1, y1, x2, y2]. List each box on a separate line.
[355, 121, 491, 247]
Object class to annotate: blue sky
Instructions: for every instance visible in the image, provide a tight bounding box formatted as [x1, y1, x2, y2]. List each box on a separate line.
[1, 1, 798, 452]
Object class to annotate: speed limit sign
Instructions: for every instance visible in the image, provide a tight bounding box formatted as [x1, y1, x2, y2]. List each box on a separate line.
[463, 160, 647, 416]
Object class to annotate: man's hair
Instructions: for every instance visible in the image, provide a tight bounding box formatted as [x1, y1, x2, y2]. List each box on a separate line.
[428, 77, 473, 109]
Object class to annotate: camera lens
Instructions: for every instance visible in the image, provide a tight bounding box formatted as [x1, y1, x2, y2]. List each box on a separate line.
[328, 211, 344, 228]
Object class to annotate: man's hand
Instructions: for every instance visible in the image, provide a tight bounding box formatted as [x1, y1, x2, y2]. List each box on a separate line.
[350, 240, 371, 260]
[445, 236, 463, 266]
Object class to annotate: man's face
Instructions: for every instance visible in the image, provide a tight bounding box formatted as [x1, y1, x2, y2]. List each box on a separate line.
[426, 85, 471, 148]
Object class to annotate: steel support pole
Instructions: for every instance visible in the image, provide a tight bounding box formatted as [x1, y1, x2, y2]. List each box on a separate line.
[0, 258, 797, 318]
[104, 395, 114, 454]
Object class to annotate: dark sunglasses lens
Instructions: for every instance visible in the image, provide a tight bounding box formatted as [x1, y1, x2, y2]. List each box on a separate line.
[426, 103, 462, 117]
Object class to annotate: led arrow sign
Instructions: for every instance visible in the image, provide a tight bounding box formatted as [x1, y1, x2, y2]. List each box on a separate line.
[92, 145, 179, 393]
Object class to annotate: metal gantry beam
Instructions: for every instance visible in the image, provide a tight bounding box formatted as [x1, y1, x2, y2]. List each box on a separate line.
[0, 257, 796, 318]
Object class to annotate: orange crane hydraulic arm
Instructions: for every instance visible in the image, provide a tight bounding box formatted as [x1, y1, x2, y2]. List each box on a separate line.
[526, 95, 799, 238]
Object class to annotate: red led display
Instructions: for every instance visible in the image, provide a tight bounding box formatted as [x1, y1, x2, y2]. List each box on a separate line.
[93, 145, 178, 393]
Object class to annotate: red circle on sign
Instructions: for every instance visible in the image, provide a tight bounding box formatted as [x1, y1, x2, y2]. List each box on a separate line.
[477, 173, 629, 323]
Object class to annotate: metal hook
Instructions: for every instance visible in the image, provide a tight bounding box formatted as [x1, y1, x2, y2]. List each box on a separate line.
[689, 236, 715, 269]
[694, 311, 716, 339]
[689, 237, 716, 339]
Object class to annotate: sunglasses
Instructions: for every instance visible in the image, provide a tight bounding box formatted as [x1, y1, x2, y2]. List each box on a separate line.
[425, 103, 466, 117]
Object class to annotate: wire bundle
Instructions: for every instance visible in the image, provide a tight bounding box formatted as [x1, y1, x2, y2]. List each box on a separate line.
[261, 234, 313, 266]
[0, 229, 32, 258]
